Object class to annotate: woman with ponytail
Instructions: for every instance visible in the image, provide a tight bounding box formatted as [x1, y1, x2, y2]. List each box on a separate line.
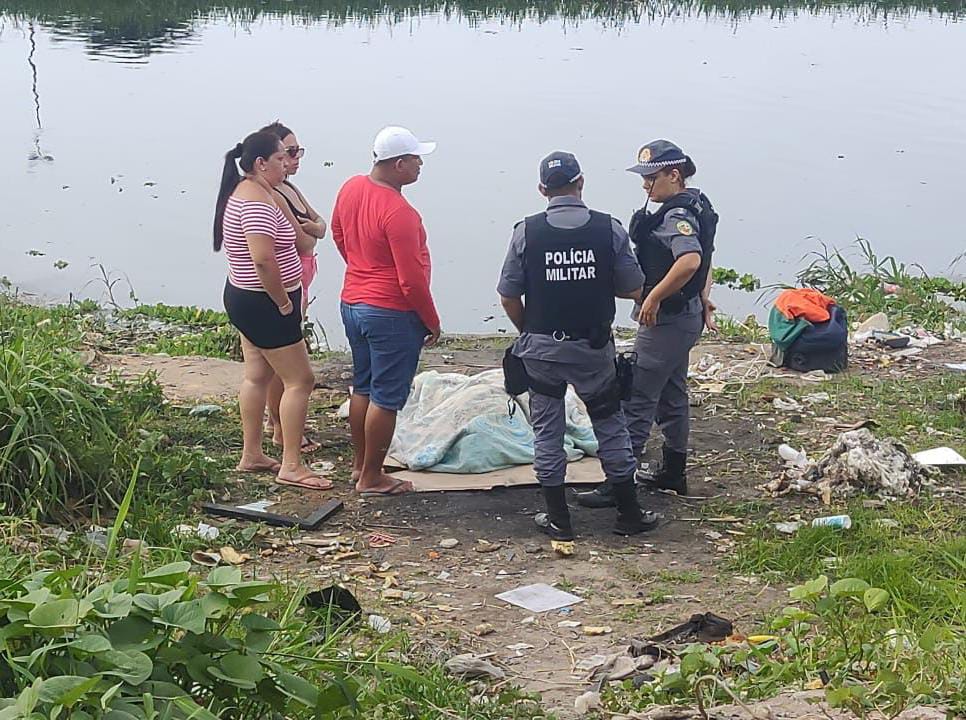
[213, 131, 331, 491]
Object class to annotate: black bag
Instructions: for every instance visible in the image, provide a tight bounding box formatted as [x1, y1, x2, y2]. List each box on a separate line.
[502, 347, 530, 396]
[615, 351, 637, 402]
[785, 304, 849, 373]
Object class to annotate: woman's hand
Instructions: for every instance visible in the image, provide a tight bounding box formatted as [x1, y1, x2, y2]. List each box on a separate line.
[639, 294, 661, 327]
[702, 297, 719, 333]
[278, 299, 294, 316]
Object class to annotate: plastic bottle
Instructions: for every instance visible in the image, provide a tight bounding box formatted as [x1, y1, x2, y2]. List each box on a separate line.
[811, 514, 852, 530]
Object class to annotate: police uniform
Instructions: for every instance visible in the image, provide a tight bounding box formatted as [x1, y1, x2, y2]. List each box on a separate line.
[497, 152, 659, 541]
[577, 140, 716, 507]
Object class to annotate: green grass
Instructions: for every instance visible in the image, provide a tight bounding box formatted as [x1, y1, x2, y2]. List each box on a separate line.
[733, 499, 966, 632]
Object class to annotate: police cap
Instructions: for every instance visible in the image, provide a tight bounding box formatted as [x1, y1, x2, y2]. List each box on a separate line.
[539, 151, 583, 189]
[627, 139, 689, 177]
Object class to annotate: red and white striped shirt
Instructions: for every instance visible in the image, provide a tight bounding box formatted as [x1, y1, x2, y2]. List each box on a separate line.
[223, 197, 302, 290]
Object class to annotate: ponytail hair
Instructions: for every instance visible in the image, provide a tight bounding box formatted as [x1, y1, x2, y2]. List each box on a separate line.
[679, 156, 697, 182]
[212, 131, 282, 251]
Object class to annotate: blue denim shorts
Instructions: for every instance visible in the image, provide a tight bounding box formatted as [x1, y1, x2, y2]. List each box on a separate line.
[340, 302, 427, 411]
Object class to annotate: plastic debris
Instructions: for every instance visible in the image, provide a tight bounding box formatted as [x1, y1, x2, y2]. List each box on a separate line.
[773, 397, 803, 412]
[191, 550, 220, 567]
[445, 653, 505, 680]
[778, 444, 809, 468]
[912, 446, 966, 466]
[811, 515, 852, 530]
[188, 403, 222, 417]
[574, 691, 601, 715]
[219, 546, 250, 565]
[761, 429, 934, 501]
[855, 312, 890, 335]
[368, 615, 392, 634]
[473, 623, 495, 637]
[774, 521, 804, 535]
[439, 538, 460, 549]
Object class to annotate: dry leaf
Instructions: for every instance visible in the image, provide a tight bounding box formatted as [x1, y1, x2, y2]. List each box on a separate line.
[583, 626, 613, 636]
[551, 540, 575, 557]
[219, 546, 250, 565]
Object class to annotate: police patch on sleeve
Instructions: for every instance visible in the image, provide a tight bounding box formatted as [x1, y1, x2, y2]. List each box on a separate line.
[676, 220, 695, 236]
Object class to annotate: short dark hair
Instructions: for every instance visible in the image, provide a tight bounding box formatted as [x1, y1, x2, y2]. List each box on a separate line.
[544, 179, 581, 197]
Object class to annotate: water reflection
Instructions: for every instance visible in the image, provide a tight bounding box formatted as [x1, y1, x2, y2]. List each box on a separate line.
[2, 0, 963, 60]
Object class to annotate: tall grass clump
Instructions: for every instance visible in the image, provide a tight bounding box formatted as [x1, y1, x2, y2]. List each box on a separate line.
[796, 237, 965, 331]
[0, 295, 220, 525]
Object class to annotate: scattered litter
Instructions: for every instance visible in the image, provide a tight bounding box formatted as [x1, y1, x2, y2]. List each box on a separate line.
[912, 446, 966, 467]
[382, 589, 427, 602]
[855, 312, 890, 336]
[505, 642, 535, 653]
[337, 398, 350, 418]
[219, 546, 250, 565]
[521, 615, 536, 625]
[188, 403, 222, 417]
[558, 620, 582, 629]
[367, 532, 397, 548]
[773, 397, 803, 412]
[802, 392, 831, 404]
[311, 461, 336, 474]
[496, 583, 584, 613]
[368, 614, 392, 634]
[811, 514, 851, 530]
[304, 586, 362, 623]
[778, 444, 809, 468]
[574, 691, 601, 715]
[473, 623, 495, 637]
[649, 612, 733, 644]
[551, 540, 575, 557]
[583, 626, 613, 636]
[893, 347, 923, 358]
[40, 527, 72, 543]
[575, 654, 609, 672]
[436, 570, 452, 581]
[773, 521, 804, 535]
[944, 362, 966, 372]
[874, 518, 900, 529]
[611, 598, 645, 607]
[191, 550, 220, 567]
[872, 331, 910, 349]
[475, 539, 502, 553]
[445, 653, 505, 680]
[761, 429, 934, 501]
[173, 522, 221, 541]
[439, 538, 460, 549]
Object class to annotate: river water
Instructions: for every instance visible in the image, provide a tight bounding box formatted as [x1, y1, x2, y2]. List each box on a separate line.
[2, 2, 965, 339]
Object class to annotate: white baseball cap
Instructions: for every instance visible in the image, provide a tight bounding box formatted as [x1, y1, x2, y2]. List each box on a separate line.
[372, 126, 437, 162]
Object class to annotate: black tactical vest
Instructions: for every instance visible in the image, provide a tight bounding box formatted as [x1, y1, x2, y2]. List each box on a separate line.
[629, 192, 718, 312]
[522, 209, 616, 337]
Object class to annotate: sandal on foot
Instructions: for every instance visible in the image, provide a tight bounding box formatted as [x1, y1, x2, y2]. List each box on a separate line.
[276, 471, 333, 491]
[357, 478, 413, 497]
[236, 460, 282, 474]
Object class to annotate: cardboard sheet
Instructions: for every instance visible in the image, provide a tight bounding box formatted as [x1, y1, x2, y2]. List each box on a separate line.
[392, 458, 603, 493]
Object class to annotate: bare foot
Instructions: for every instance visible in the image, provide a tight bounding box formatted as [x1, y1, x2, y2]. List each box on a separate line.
[272, 435, 320, 453]
[237, 455, 281, 473]
[277, 465, 333, 490]
[356, 472, 413, 496]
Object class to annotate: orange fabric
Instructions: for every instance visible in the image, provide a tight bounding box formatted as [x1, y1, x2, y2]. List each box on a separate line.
[775, 288, 837, 323]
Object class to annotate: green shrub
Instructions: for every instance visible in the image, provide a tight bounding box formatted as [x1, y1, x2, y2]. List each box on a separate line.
[0, 296, 221, 524]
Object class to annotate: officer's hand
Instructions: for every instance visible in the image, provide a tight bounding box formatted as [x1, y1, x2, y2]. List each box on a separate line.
[639, 295, 660, 327]
[703, 299, 719, 333]
[424, 327, 442, 347]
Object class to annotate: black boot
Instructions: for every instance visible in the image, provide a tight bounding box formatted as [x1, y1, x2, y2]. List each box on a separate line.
[574, 480, 616, 509]
[534, 485, 575, 541]
[639, 446, 688, 496]
[612, 479, 660, 535]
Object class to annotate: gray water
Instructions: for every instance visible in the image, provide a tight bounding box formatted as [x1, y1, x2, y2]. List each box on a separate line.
[2, 3, 965, 340]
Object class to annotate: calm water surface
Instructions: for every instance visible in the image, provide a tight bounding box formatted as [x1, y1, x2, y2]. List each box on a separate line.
[2, 2, 965, 339]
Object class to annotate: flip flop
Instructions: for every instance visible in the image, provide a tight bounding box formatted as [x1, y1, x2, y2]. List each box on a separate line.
[236, 460, 282, 474]
[357, 478, 413, 497]
[276, 471, 333, 491]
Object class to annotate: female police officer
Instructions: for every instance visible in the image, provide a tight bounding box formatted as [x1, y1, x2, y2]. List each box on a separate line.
[577, 140, 717, 507]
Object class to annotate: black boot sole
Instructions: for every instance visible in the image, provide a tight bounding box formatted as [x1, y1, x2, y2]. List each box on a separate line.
[614, 514, 660, 536]
[534, 513, 575, 542]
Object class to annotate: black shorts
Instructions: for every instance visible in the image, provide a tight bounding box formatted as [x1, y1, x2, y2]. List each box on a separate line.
[223, 280, 303, 350]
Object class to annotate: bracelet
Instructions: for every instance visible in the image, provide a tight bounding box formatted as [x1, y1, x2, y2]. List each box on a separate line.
[278, 300, 293, 312]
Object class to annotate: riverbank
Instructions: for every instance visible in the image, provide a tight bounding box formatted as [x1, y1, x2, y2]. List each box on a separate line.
[1, 283, 963, 717]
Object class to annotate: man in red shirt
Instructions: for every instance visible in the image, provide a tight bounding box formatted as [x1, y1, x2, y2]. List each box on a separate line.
[332, 126, 442, 496]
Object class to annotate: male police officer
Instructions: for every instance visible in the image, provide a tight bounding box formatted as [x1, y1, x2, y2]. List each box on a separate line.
[576, 140, 717, 508]
[497, 152, 660, 541]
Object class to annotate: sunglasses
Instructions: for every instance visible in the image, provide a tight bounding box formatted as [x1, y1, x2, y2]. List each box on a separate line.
[285, 146, 305, 159]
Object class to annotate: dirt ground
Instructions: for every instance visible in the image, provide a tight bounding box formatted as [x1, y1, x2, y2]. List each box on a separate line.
[106, 338, 965, 717]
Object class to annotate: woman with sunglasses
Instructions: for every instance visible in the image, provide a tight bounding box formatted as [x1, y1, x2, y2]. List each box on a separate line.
[213, 130, 331, 491]
[261, 121, 327, 454]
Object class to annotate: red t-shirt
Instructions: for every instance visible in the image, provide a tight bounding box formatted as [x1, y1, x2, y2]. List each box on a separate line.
[331, 176, 440, 332]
